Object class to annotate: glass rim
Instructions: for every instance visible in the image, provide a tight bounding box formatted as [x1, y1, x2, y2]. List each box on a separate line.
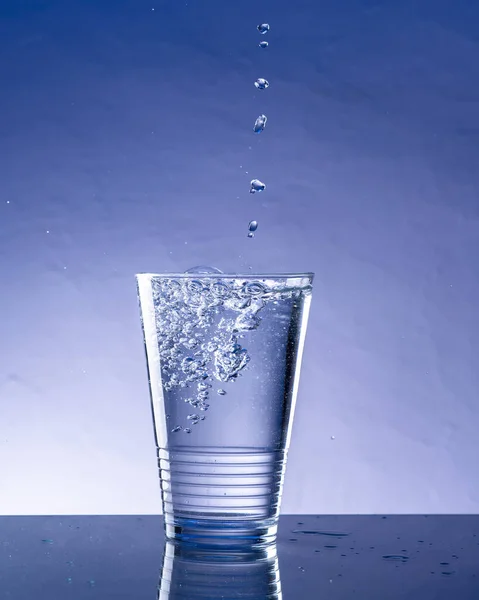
[136, 272, 314, 280]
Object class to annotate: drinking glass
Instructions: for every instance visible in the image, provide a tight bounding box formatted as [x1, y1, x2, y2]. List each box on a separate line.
[137, 272, 313, 547]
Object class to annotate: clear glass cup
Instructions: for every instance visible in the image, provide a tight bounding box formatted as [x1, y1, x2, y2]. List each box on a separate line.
[136, 272, 313, 547]
[157, 541, 281, 599]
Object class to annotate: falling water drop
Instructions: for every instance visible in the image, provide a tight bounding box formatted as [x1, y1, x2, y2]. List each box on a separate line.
[259, 41, 269, 48]
[250, 179, 266, 194]
[253, 114, 267, 134]
[257, 23, 270, 34]
[254, 78, 269, 90]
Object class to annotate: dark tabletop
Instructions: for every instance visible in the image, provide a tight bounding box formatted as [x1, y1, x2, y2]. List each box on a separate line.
[0, 515, 478, 599]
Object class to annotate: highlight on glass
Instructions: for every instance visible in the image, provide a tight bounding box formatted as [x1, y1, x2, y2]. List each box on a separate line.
[137, 271, 313, 547]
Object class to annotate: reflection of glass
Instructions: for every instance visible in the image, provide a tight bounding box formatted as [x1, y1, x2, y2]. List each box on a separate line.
[158, 541, 282, 599]
[137, 272, 313, 547]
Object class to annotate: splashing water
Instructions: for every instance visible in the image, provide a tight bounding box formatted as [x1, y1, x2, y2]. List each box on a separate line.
[185, 266, 223, 275]
[154, 276, 312, 431]
[254, 78, 269, 90]
[253, 114, 267, 134]
[250, 179, 266, 194]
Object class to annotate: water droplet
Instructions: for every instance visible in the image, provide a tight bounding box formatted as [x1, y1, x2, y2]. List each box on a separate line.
[247, 232, 254, 238]
[382, 555, 409, 562]
[171, 426, 182, 433]
[259, 41, 268, 48]
[184, 428, 192, 433]
[257, 23, 270, 34]
[254, 78, 269, 90]
[248, 220, 258, 232]
[67, 577, 72, 584]
[250, 179, 266, 194]
[253, 115, 267, 134]
[184, 266, 223, 274]
[293, 530, 350, 538]
[298, 566, 305, 572]
[88, 580, 96, 588]
[41, 539, 54, 544]
[331, 435, 335, 440]
[217, 389, 227, 395]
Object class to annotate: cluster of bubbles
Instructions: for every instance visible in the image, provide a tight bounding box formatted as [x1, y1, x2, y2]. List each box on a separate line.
[247, 22, 271, 237]
[153, 274, 311, 433]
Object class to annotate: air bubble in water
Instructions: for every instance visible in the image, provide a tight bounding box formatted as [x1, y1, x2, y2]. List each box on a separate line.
[253, 115, 267, 134]
[211, 281, 229, 297]
[254, 78, 269, 90]
[171, 426, 182, 433]
[248, 232, 254, 238]
[250, 179, 266, 194]
[185, 266, 223, 274]
[184, 428, 192, 434]
[217, 389, 227, 396]
[257, 23, 270, 34]
[244, 281, 266, 295]
[249, 220, 258, 232]
[259, 41, 269, 48]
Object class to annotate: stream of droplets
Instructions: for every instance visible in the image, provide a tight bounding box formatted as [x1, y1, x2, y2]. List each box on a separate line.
[247, 22, 271, 237]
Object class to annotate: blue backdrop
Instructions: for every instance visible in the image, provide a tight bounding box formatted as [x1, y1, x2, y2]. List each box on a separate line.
[1, 0, 478, 514]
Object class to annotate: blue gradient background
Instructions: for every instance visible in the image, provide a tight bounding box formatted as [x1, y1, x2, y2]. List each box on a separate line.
[0, 0, 478, 515]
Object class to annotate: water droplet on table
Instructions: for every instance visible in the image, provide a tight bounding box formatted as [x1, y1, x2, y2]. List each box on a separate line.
[259, 41, 268, 48]
[257, 23, 270, 34]
[254, 78, 269, 90]
[382, 555, 409, 562]
[293, 530, 349, 538]
[253, 114, 267, 133]
[250, 179, 266, 194]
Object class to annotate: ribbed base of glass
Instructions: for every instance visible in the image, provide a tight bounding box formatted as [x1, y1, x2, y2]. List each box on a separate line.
[164, 516, 278, 548]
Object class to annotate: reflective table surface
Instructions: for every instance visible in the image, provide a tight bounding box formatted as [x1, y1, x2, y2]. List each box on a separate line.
[1, 515, 478, 598]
